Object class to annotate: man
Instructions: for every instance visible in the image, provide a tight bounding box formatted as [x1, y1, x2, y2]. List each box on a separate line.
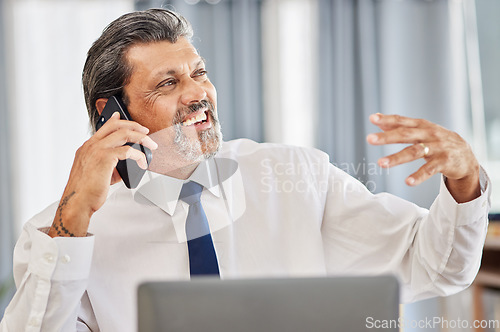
[0, 8, 490, 332]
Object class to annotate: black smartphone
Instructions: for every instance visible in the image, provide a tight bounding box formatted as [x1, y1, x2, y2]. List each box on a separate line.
[95, 95, 152, 189]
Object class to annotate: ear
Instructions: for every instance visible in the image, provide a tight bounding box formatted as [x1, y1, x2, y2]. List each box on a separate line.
[96, 98, 108, 116]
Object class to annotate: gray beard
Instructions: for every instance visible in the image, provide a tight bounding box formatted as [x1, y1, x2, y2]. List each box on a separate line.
[173, 116, 223, 162]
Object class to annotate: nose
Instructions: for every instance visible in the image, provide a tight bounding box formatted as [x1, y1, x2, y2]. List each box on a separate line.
[180, 78, 207, 105]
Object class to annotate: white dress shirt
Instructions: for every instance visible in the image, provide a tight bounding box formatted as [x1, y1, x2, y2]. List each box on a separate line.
[0, 139, 491, 332]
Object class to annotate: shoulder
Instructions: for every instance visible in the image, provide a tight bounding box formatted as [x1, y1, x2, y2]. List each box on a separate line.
[215, 139, 332, 190]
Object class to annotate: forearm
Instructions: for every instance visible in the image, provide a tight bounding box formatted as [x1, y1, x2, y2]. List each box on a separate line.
[48, 190, 93, 238]
[401, 169, 490, 302]
[322, 165, 490, 303]
[1, 274, 88, 331]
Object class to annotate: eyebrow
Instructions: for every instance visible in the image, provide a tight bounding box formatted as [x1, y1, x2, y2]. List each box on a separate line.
[153, 59, 206, 79]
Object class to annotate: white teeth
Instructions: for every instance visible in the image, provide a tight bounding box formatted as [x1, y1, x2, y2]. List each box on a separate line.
[181, 111, 207, 126]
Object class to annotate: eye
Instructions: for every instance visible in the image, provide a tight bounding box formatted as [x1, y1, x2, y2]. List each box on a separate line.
[193, 69, 208, 78]
[158, 78, 177, 88]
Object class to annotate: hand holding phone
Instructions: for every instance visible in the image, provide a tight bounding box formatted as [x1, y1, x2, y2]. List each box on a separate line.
[96, 95, 153, 189]
[48, 95, 156, 238]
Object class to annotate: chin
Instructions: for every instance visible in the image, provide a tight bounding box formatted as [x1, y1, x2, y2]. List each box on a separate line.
[174, 126, 222, 163]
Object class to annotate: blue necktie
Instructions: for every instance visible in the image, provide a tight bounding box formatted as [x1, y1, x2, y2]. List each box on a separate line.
[179, 181, 220, 277]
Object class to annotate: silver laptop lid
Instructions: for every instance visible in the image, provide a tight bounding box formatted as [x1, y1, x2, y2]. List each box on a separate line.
[138, 275, 399, 332]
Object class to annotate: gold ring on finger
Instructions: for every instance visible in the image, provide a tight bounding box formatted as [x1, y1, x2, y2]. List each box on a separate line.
[419, 143, 430, 157]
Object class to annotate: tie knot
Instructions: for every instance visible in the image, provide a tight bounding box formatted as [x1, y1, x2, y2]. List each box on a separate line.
[179, 181, 203, 205]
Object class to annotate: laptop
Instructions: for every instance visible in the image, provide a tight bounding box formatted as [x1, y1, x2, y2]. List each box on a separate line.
[138, 275, 399, 332]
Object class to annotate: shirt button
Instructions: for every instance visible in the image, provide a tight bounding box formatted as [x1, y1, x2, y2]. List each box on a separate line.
[61, 254, 71, 263]
[28, 317, 41, 326]
[43, 253, 55, 263]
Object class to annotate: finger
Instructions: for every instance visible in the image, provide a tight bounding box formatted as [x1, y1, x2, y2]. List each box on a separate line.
[369, 113, 424, 131]
[140, 136, 158, 151]
[378, 143, 434, 168]
[115, 145, 149, 170]
[110, 169, 122, 185]
[93, 113, 150, 139]
[406, 159, 441, 186]
[100, 129, 158, 151]
[367, 127, 429, 145]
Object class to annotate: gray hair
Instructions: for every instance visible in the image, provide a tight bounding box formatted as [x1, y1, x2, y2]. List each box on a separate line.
[82, 9, 193, 132]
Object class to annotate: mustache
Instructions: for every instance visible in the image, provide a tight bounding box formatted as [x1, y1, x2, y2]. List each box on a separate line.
[172, 100, 214, 126]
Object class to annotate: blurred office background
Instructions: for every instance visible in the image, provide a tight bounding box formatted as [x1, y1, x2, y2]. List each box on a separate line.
[0, 0, 499, 330]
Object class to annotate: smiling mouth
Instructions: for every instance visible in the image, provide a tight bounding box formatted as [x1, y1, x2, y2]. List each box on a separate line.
[181, 110, 209, 126]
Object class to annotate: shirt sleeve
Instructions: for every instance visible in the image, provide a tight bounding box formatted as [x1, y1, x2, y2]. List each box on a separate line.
[0, 218, 95, 332]
[321, 164, 491, 303]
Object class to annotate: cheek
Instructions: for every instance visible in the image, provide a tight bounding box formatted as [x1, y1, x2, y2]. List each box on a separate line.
[206, 84, 217, 109]
[124, 91, 161, 130]
[145, 100, 179, 133]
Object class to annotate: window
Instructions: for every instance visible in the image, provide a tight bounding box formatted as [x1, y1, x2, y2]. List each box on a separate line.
[474, 0, 500, 213]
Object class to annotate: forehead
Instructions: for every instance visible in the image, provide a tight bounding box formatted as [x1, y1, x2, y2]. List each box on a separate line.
[125, 37, 202, 78]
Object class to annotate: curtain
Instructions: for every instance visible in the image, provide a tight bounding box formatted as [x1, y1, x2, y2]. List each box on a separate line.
[136, 0, 264, 142]
[317, 0, 385, 193]
[317, 0, 471, 210]
[375, 0, 470, 208]
[475, 0, 500, 213]
[0, 0, 15, 318]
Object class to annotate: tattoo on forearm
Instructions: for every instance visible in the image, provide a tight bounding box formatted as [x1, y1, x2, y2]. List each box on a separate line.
[51, 191, 76, 237]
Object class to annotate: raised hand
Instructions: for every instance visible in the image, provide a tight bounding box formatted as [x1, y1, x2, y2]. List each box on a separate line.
[366, 113, 480, 203]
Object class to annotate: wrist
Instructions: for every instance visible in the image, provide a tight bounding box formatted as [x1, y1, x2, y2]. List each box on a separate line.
[48, 191, 93, 237]
[445, 164, 481, 204]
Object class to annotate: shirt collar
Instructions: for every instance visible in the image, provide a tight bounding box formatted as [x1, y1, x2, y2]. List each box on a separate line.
[133, 158, 221, 216]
